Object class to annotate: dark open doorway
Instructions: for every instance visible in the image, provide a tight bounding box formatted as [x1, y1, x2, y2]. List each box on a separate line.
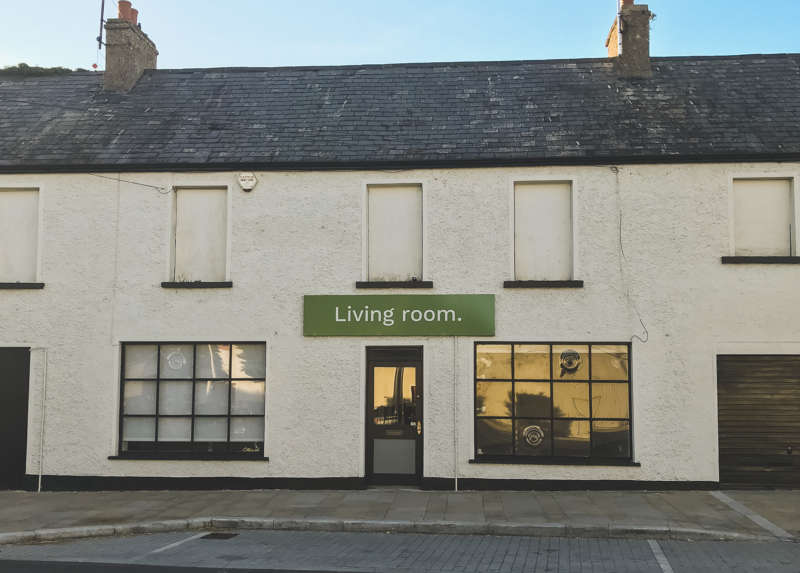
[0, 347, 31, 490]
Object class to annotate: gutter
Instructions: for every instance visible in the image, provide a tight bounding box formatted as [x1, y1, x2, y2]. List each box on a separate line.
[2, 153, 800, 174]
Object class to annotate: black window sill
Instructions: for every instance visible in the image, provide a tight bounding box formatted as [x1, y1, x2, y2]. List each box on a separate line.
[469, 457, 640, 467]
[356, 281, 433, 289]
[504, 280, 584, 288]
[721, 256, 800, 264]
[109, 454, 267, 461]
[0, 282, 45, 289]
[161, 281, 233, 289]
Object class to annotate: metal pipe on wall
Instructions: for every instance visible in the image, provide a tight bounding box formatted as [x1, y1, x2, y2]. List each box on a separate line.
[37, 348, 48, 493]
[453, 336, 458, 492]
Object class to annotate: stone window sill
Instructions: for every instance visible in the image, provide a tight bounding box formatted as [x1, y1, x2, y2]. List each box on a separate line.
[109, 454, 267, 461]
[0, 282, 45, 289]
[356, 281, 434, 289]
[161, 281, 233, 288]
[503, 280, 584, 288]
[721, 256, 800, 264]
[469, 457, 640, 467]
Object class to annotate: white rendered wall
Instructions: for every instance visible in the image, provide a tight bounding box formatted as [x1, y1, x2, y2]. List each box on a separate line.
[1, 163, 799, 483]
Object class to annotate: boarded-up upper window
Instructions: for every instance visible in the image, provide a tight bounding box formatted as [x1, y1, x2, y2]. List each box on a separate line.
[0, 189, 38, 282]
[368, 185, 422, 281]
[174, 188, 227, 282]
[514, 182, 572, 280]
[733, 179, 793, 256]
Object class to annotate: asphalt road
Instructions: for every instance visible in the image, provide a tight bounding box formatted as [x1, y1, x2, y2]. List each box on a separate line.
[0, 530, 798, 572]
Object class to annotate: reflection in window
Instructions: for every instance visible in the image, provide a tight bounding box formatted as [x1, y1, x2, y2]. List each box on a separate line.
[553, 383, 589, 418]
[554, 420, 590, 457]
[592, 421, 631, 458]
[591, 345, 629, 380]
[476, 418, 513, 455]
[120, 342, 266, 457]
[124, 345, 157, 379]
[159, 344, 194, 379]
[514, 382, 550, 418]
[476, 382, 512, 417]
[476, 344, 511, 379]
[474, 342, 631, 461]
[372, 367, 418, 427]
[195, 380, 228, 415]
[514, 345, 550, 379]
[552, 345, 589, 380]
[515, 419, 552, 456]
[123, 381, 156, 415]
[592, 383, 629, 419]
[159, 381, 192, 415]
[196, 344, 230, 379]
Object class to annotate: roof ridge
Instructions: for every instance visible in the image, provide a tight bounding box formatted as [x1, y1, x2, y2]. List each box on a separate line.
[144, 57, 612, 74]
[651, 52, 800, 61]
[142, 52, 800, 75]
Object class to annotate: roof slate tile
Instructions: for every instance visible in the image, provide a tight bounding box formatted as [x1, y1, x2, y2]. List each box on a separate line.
[1, 55, 799, 170]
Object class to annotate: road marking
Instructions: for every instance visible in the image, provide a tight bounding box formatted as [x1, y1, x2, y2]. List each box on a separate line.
[141, 532, 208, 557]
[710, 491, 794, 539]
[647, 539, 674, 573]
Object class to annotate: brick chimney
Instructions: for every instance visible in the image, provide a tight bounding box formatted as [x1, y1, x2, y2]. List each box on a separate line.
[605, 0, 652, 78]
[104, 1, 157, 91]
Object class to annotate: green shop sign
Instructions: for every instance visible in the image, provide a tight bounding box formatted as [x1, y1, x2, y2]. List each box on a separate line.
[303, 294, 495, 336]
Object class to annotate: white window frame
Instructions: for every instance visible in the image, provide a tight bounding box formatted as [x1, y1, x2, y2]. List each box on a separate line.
[361, 181, 427, 282]
[0, 186, 44, 284]
[727, 174, 799, 257]
[509, 178, 579, 281]
[168, 185, 232, 283]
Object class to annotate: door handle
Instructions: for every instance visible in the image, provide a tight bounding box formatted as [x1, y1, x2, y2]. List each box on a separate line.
[415, 392, 422, 435]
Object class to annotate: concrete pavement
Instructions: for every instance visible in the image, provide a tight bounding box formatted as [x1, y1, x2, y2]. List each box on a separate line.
[0, 488, 797, 545]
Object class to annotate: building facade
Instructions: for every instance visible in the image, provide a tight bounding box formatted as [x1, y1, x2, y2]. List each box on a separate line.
[1, 1, 798, 490]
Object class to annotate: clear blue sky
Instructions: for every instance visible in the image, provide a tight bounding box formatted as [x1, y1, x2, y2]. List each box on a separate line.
[1, 0, 798, 70]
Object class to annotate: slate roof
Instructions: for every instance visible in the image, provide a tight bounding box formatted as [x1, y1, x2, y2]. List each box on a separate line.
[1, 54, 799, 171]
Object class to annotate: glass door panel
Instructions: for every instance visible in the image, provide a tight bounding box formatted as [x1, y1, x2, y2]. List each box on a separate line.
[366, 348, 423, 483]
[372, 366, 418, 429]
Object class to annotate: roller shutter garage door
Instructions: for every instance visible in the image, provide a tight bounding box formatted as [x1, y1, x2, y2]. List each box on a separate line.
[717, 355, 800, 488]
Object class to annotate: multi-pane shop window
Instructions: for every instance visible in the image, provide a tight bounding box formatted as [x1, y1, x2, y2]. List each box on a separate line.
[173, 188, 227, 282]
[120, 342, 266, 458]
[0, 189, 38, 282]
[474, 342, 631, 461]
[514, 182, 573, 280]
[733, 179, 794, 256]
[367, 184, 423, 281]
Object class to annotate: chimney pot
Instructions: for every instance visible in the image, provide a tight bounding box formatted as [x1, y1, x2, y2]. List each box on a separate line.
[118, 0, 132, 21]
[130, 8, 139, 25]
